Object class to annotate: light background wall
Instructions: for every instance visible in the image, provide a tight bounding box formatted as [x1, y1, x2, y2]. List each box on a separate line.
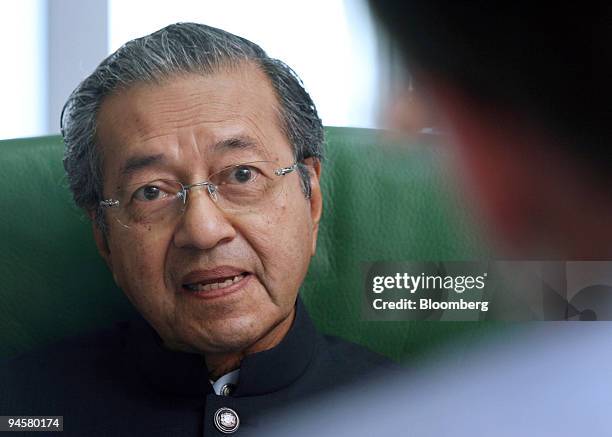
[0, 0, 382, 140]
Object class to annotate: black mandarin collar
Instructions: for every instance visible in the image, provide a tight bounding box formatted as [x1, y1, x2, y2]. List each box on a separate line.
[125, 297, 318, 397]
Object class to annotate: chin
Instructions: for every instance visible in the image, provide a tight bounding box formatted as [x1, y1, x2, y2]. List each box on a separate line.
[179, 315, 270, 355]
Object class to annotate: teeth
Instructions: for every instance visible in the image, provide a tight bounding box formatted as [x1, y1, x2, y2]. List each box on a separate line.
[229, 274, 244, 285]
[186, 274, 245, 292]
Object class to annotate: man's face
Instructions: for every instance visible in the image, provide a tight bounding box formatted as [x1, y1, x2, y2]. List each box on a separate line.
[94, 64, 322, 354]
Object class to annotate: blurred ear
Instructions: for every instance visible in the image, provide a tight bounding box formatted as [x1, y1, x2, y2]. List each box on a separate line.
[304, 158, 322, 256]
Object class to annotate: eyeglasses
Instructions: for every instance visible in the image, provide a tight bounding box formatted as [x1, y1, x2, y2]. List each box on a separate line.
[100, 161, 298, 229]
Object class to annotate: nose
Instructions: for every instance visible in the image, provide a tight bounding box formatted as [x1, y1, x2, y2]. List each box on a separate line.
[172, 185, 237, 250]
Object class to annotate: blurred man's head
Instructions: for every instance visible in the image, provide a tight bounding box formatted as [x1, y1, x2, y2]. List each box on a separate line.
[371, 2, 610, 258]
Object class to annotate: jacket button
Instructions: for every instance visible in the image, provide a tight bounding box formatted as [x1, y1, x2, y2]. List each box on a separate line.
[221, 383, 236, 396]
[214, 407, 240, 434]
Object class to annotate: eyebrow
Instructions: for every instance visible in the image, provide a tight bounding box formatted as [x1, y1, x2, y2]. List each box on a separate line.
[119, 153, 166, 180]
[212, 135, 260, 153]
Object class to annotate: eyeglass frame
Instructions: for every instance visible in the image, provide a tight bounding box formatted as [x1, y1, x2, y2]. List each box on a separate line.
[98, 161, 299, 216]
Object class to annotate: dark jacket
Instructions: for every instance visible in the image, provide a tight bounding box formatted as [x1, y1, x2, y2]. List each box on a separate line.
[0, 299, 392, 436]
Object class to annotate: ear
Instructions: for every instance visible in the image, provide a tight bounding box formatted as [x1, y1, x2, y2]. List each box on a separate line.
[88, 209, 113, 272]
[304, 159, 323, 256]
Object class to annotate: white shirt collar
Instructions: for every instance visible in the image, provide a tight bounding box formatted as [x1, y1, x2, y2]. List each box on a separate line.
[210, 368, 240, 395]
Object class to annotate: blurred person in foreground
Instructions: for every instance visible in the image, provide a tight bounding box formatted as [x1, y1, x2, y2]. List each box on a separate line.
[374, 2, 610, 259]
[0, 23, 391, 436]
[256, 2, 612, 435]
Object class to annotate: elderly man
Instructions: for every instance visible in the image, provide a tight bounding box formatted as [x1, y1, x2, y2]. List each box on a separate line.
[1, 23, 389, 436]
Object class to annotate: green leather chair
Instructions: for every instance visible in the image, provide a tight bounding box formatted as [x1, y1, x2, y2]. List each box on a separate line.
[0, 127, 490, 361]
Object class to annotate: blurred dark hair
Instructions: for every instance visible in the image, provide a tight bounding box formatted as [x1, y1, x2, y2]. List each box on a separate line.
[370, 2, 610, 174]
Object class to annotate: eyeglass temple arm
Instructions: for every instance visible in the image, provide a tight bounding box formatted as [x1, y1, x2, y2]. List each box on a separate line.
[100, 199, 120, 208]
[275, 163, 298, 176]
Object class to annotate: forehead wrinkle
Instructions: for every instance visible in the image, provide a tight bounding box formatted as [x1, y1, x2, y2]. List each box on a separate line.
[99, 65, 293, 187]
[125, 68, 283, 149]
[134, 111, 231, 145]
[136, 104, 249, 145]
[126, 82, 238, 140]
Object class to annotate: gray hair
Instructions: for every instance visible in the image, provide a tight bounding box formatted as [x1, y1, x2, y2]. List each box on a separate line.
[61, 22, 324, 232]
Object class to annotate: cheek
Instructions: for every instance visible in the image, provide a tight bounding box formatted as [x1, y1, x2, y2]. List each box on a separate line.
[239, 195, 313, 293]
[108, 230, 172, 301]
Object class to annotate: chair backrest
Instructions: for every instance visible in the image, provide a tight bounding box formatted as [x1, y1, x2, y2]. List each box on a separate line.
[0, 127, 489, 360]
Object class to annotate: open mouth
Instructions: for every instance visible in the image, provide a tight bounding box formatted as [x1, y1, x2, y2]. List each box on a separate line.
[183, 273, 248, 292]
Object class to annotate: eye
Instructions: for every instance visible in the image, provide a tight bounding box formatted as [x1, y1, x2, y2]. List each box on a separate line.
[211, 163, 270, 189]
[228, 165, 258, 184]
[132, 184, 169, 202]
